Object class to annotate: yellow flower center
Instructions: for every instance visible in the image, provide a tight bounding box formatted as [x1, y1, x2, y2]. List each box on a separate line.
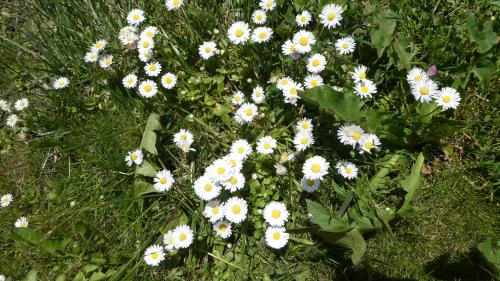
[204, 183, 213, 192]
[245, 108, 253, 116]
[273, 232, 281, 240]
[306, 179, 315, 186]
[212, 207, 219, 214]
[346, 167, 353, 174]
[232, 205, 241, 214]
[311, 164, 321, 173]
[311, 79, 318, 87]
[173, 0, 181, 6]
[160, 177, 167, 184]
[237, 147, 245, 154]
[256, 15, 263, 21]
[271, 210, 281, 219]
[235, 28, 244, 37]
[235, 96, 241, 101]
[290, 87, 297, 95]
[301, 138, 309, 145]
[312, 59, 320, 67]
[280, 80, 289, 86]
[9, 117, 15, 123]
[299, 37, 309, 46]
[131, 153, 138, 161]
[204, 47, 212, 53]
[58, 81, 65, 86]
[219, 224, 227, 232]
[151, 252, 159, 260]
[95, 43, 102, 48]
[216, 167, 225, 175]
[327, 12, 336, 21]
[165, 76, 173, 84]
[301, 123, 309, 129]
[149, 65, 156, 71]
[263, 143, 271, 149]
[229, 177, 238, 185]
[266, 1, 272, 7]
[133, 14, 139, 21]
[20, 222, 27, 227]
[180, 134, 187, 141]
[300, 15, 307, 22]
[420, 87, 429, 95]
[166, 237, 174, 245]
[359, 72, 366, 79]
[127, 78, 134, 84]
[259, 32, 267, 40]
[144, 85, 152, 92]
[442, 96, 451, 103]
[353, 132, 361, 141]
[20, 102, 25, 106]
[147, 31, 154, 37]
[361, 86, 369, 93]
[364, 141, 374, 149]
[414, 75, 421, 81]
[143, 41, 150, 48]
[229, 159, 237, 167]
[105, 59, 111, 65]
[342, 43, 349, 49]
[2, 197, 8, 202]
[179, 233, 187, 241]
[255, 92, 261, 97]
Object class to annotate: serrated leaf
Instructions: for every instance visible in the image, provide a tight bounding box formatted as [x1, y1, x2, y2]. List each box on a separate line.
[392, 40, 412, 69]
[467, 13, 499, 53]
[135, 161, 157, 177]
[368, 154, 404, 192]
[11, 228, 43, 245]
[397, 153, 425, 217]
[306, 200, 352, 233]
[472, 58, 495, 84]
[140, 113, 161, 155]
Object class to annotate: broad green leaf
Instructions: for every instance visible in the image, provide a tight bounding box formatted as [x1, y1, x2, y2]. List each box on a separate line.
[392, 40, 411, 69]
[11, 228, 43, 245]
[133, 180, 156, 197]
[368, 154, 404, 192]
[300, 86, 364, 122]
[477, 238, 500, 278]
[318, 229, 367, 265]
[467, 13, 499, 53]
[40, 238, 70, 254]
[417, 102, 440, 124]
[306, 200, 352, 233]
[23, 270, 38, 281]
[397, 153, 425, 217]
[135, 161, 157, 177]
[89, 272, 106, 281]
[472, 58, 495, 84]
[363, 109, 386, 133]
[371, 29, 392, 57]
[140, 112, 161, 155]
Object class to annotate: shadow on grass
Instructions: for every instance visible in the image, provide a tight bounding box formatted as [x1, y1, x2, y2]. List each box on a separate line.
[423, 250, 493, 281]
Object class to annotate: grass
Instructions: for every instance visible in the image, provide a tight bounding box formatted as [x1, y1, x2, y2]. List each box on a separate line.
[0, 0, 498, 280]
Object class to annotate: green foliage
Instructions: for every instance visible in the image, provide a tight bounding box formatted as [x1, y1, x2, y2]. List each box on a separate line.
[397, 152, 425, 217]
[477, 238, 500, 279]
[140, 113, 162, 155]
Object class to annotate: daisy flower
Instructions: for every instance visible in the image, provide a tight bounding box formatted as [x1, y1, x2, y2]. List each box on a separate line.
[127, 9, 145, 26]
[53, 77, 69, 89]
[256, 136, 277, 155]
[144, 62, 162, 77]
[303, 74, 323, 89]
[282, 81, 303, 105]
[222, 172, 245, 192]
[292, 30, 316, 54]
[301, 177, 320, 192]
[161, 73, 177, 89]
[302, 156, 329, 180]
[319, 4, 343, 28]
[263, 202, 289, 227]
[141, 26, 158, 39]
[15, 217, 28, 228]
[91, 39, 107, 53]
[296, 11, 312, 27]
[163, 230, 175, 251]
[281, 40, 297, 56]
[358, 134, 381, 154]
[224, 197, 248, 223]
[252, 10, 267, 25]
[99, 55, 113, 69]
[153, 170, 175, 192]
[265, 227, 289, 249]
[194, 175, 221, 201]
[251, 27, 273, 43]
[275, 163, 287, 175]
[354, 80, 377, 98]
[350, 65, 368, 83]
[138, 80, 158, 98]
[407, 67, 428, 85]
[435, 87, 461, 110]
[237, 103, 258, 123]
[173, 225, 194, 249]
[306, 54, 327, 73]
[138, 37, 154, 50]
[173, 129, 194, 153]
[203, 200, 224, 223]
[0, 275, 5, 281]
[335, 36, 356, 54]
[223, 153, 244, 172]
[227, 21, 250, 45]
[120, 33, 138, 46]
[230, 139, 252, 159]
[251, 86, 265, 104]
[122, 73, 138, 89]
[125, 149, 143, 167]
[232, 91, 245, 105]
[337, 124, 364, 147]
[214, 221, 232, 239]
[138, 48, 153, 62]
[166, 0, 184, 10]
[84, 51, 99, 63]
[198, 41, 217, 60]
[143, 245, 165, 266]
[259, 0, 276, 11]
[336, 161, 358, 179]
[14, 98, 29, 111]
[293, 130, 314, 151]
[119, 26, 137, 37]
[411, 79, 438, 103]
[207, 159, 234, 182]
[276, 76, 293, 90]
[0, 100, 10, 111]
[6, 114, 18, 127]
[296, 118, 313, 132]
[1, 194, 13, 207]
